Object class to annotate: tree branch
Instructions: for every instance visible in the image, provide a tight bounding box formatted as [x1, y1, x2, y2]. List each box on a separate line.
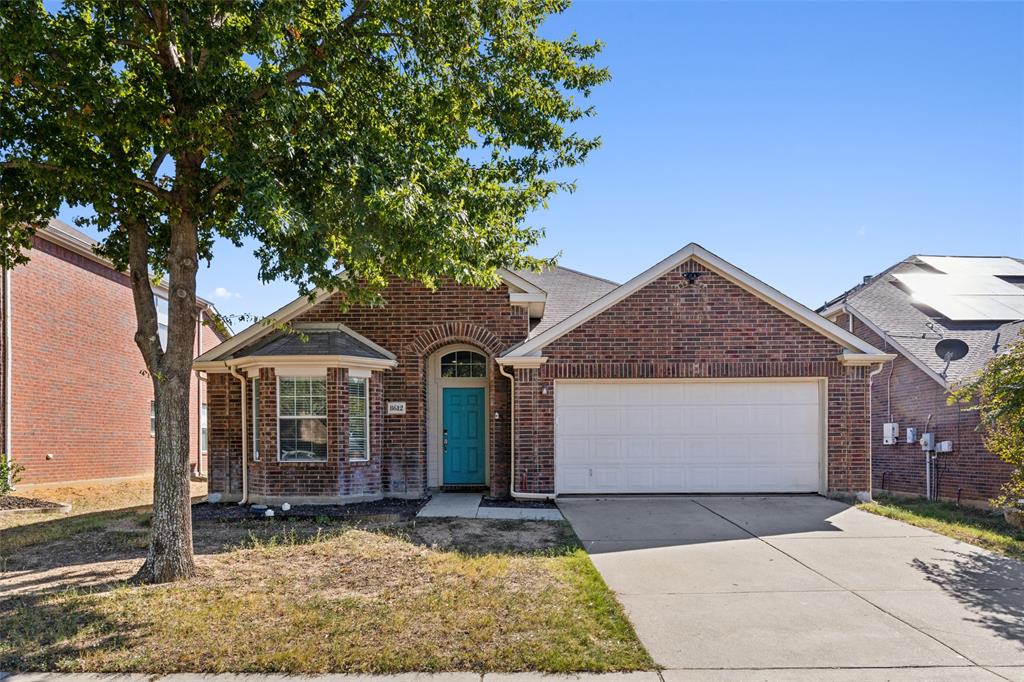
[1, 159, 171, 201]
[124, 216, 163, 370]
[246, 0, 370, 103]
[148, 151, 167, 181]
[206, 176, 231, 202]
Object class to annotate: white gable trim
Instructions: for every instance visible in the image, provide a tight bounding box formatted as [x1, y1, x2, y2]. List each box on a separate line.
[835, 304, 948, 388]
[195, 269, 543, 363]
[502, 243, 890, 359]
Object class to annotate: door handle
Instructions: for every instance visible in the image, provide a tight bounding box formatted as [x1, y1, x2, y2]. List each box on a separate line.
[443, 429, 448, 452]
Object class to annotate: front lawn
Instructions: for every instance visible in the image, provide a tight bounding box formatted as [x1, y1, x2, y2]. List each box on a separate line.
[0, 516, 651, 673]
[859, 495, 1024, 561]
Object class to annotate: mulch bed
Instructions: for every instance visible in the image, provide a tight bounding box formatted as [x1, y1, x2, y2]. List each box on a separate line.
[0, 495, 68, 514]
[480, 497, 559, 510]
[192, 496, 428, 523]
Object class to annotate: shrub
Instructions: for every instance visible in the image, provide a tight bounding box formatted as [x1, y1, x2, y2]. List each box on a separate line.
[950, 333, 1024, 509]
[0, 456, 24, 497]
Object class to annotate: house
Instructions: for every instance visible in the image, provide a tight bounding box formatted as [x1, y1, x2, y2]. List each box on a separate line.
[195, 243, 891, 504]
[0, 219, 228, 486]
[820, 255, 1024, 505]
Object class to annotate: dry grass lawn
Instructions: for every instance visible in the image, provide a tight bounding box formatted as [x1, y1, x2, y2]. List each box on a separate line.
[0, 511, 651, 674]
[0, 477, 206, 556]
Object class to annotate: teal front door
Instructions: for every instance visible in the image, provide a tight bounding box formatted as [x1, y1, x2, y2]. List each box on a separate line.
[442, 387, 486, 485]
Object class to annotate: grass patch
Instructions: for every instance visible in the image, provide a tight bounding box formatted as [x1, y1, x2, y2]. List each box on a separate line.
[859, 495, 1024, 561]
[0, 522, 652, 673]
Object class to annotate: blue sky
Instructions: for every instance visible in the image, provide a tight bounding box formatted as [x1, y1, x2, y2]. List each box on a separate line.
[58, 0, 1024, 324]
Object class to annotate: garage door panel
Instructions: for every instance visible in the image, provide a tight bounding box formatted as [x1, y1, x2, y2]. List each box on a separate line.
[555, 380, 822, 494]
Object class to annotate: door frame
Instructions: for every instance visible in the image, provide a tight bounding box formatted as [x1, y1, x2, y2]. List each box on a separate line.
[553, 377, 829, 496]
[427, 344, 490, 488]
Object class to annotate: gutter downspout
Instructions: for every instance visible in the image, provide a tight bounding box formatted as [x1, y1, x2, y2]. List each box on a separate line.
[228, 365, 249, 505]
[864, 360, 888, 502]
[3, 268, 11, 489]
[497, 363, 552, 500]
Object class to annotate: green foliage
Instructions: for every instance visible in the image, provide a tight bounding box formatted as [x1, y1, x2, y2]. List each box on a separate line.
[950, 333, 1024, 508]
[0, 0, 608, 300]
[0, 456, 24, 496]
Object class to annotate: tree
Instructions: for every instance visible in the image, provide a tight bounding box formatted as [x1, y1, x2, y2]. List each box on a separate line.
[0, 0, 607, 582]
[950, 333, 1024, 509]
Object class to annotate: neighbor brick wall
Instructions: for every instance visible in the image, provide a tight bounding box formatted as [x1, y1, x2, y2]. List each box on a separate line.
[4, 235, 221, 485]
[513, 261, 872, 495]
[206, 278, 528, 499]
[839, 313, 1010, 503]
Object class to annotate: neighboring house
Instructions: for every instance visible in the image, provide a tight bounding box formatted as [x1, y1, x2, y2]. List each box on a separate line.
[820, 255, 1024, 505]
[0, 219, 228, 485]
[195, 243, 891, 505]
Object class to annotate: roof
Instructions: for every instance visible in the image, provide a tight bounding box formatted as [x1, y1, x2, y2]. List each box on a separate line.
[513, 266, 618, 337]
[502, 243, 891, 362]
[819, 255, 1024, 386]
[241, 326, 391, 360]
[38, 218, 230, 338]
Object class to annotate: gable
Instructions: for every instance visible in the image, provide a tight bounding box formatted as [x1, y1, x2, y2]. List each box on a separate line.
[541, 260, 844, 363]
[502, 243, 889, 361]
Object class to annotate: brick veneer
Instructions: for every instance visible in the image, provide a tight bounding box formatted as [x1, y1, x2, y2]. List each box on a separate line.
[206, 279, 527, 500]
[839, 313, 1011, 504]
[2, 235, 220, 485]
[207, 262, 878, 501]
[513, 262, 873, 496]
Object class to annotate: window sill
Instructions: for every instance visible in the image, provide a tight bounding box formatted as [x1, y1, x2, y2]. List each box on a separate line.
[348, 457, 370, 464]
[277, 457, 329, 464]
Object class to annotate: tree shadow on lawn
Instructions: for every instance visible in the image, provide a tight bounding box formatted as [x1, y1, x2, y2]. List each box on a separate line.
[0, 512, 579, 599]
[0, 590, 142, 672]
[913, 548, 1024, 647]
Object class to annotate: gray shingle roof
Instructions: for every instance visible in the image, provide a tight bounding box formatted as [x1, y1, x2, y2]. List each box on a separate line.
[240, 328, 390, 360]
[822, 256, 1024, 385]
[513, 266, 618, 338]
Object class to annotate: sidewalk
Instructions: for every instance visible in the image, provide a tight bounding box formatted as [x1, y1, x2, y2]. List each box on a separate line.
[416, 493, 563, 521]
[4, 668, 1024, 681]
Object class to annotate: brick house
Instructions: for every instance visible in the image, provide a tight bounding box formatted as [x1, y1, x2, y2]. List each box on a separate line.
[820, 255, 1023, 505]
[196, 243, 891, 504]
[0, 219, 228, 485]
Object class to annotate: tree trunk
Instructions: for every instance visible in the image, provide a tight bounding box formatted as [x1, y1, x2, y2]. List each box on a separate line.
[136, 371, 196, 582]
[126, 198, 201, 584]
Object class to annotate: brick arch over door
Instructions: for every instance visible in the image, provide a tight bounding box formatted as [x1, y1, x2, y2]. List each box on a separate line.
[406, 322, 506, 358]
[405, 323, 511, 496]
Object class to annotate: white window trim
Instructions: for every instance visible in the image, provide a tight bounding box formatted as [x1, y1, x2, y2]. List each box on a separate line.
[251, 378, 260, 461]
[276, 375, 328, 463]
[348, 375, 370, 462]
[200, 403, 208, 454]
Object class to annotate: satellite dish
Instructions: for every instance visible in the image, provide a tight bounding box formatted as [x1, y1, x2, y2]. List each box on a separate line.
[935, 339, 969, 363]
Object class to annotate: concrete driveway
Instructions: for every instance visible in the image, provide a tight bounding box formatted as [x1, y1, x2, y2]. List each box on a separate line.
[559, 495, 1024, 681]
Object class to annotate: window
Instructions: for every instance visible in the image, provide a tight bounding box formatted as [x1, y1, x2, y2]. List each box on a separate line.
[154, 294, 169, 348]
[150, 401, 156, 437]
[251, 378, 260, 461]
[348, 376, 370, 461]
[277, 376, 328, 461]
[440, 350, 487, 378]
[200, 403, 208, 453]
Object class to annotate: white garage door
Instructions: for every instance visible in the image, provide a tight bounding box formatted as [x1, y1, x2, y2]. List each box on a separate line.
[555, 381, 823, 494]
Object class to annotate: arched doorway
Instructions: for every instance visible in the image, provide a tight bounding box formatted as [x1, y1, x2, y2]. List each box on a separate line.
[427, 344, 489, 487]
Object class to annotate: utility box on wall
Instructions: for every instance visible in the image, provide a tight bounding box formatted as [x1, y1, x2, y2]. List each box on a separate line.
[883, 422, 899, 445]
[920, 432, 936, 451]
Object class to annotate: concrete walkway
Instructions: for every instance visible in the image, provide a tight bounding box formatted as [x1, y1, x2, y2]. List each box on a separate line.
[4, 669, 1024, 682]
[416, 492, 563, 521]
[560, 495, 1024, 680]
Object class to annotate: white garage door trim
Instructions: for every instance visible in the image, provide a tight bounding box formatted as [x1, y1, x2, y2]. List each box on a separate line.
[554, 378, 828, 495]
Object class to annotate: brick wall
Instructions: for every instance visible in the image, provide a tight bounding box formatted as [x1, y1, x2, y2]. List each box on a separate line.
[514, 261, 872, 495]
[4, 235, 221, 485]
[840, 313, 1010, 503]
[207, 278, 527, 499]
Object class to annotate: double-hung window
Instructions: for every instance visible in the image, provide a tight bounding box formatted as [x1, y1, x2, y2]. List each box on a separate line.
[348, 376, 370, 461]
[154, 294, 169, 349]
[277, 376, 328, 462]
